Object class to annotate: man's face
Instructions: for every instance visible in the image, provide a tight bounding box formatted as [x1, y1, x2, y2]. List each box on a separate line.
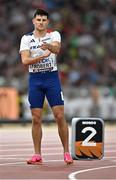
[33, 15, 49, 31]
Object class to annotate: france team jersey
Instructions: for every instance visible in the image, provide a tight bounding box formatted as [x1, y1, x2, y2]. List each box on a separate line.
[20, 30, 61, 72]
[19, 30, 64, 108]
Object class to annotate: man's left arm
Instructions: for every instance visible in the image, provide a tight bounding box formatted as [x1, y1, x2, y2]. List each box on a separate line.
[40, 41, 61, 54]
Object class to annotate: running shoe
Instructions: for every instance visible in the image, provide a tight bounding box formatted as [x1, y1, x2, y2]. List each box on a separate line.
[64, 152, 73, 165]
[27, 154, 42, 165]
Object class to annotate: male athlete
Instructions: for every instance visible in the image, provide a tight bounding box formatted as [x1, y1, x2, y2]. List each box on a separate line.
[19, 8, 73, 165]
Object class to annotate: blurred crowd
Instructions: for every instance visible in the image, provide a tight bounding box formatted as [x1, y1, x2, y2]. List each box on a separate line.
[0, 0, 116, 94]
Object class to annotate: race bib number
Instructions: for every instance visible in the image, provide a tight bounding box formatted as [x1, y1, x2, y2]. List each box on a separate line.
[30, 58, 54, 72]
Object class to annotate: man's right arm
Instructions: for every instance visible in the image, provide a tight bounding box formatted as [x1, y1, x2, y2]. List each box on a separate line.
[20, 50, 51, 65]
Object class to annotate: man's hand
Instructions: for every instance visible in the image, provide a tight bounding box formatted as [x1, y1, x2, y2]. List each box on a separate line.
[42, 50, 51, 58]
[41, 41, 61, 54]
[40, 42, 50, 50]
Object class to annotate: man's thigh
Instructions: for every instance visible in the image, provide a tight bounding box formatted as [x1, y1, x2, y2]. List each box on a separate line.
[46, 86, 64, 107]
[28, 88, 45, 108]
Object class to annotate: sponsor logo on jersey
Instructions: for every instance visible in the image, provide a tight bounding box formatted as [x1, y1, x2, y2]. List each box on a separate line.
[30, 39, 35, 43]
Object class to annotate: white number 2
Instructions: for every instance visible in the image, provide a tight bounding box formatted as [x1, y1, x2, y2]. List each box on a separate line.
[82, 127, 97, 146]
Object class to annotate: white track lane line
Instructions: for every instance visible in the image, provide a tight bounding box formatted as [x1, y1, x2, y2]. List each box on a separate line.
[0, 154, 116, 159]
[0, 147, 62, 152]
[0, 157, 25, 160]
[0, 155, 116, 166]
[0, 152, 62, 159]
[0, 152, 62, 157]
[0, 142, 61, 147]
[0, 159, 63, 166]
[68, 165, 116, 180]
[0, 148, 115, 152]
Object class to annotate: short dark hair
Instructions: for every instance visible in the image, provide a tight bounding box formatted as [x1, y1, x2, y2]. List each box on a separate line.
[34, 8, 49, 18]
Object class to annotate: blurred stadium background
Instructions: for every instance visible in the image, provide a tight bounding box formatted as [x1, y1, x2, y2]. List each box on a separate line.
[0, 0, 116, 124]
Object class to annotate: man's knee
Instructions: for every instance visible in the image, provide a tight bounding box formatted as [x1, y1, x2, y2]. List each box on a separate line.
[32, 111, 42, 125]
[54, 111, 64, 122]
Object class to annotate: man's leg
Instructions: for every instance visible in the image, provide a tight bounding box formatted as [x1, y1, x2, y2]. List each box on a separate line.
[52, 105, 73, 164]
[27, 108, 43, 165]
[52, 105, 69, 153]
[31, 108, 43, 155]
[27, 72, 45, 164]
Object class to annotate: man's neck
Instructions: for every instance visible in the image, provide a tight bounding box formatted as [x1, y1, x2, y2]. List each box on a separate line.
[33, 29, 47, 38]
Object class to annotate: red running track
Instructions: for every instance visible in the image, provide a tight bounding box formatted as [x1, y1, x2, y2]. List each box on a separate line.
[0, 124, 116, 179]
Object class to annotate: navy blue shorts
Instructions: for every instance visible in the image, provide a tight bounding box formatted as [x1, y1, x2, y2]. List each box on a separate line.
[28, 71, 64, 108]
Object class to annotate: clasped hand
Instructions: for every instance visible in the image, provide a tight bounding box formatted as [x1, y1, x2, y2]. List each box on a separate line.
[40, 43, 51, 58]
[40, 42, 50, 50]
